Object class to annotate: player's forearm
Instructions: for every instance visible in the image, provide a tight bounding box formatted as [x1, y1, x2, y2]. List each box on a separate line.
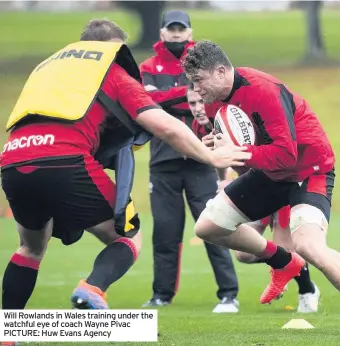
[149, 86, 187, 104]
[161, 120, 214, 165]
[245, 144, 297, 171]
[136, 108, 214, 165]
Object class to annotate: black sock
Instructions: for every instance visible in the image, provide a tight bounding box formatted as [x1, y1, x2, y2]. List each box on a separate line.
[86, 238, 137, 292]
[264, 246, 292, 269]
[2, 254, 40, 309]
[294, 263, 315, 294]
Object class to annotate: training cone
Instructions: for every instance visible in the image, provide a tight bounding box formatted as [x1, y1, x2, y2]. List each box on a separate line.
[281, 319, 314, 329]
[189, 236, 203, 246]
[5, 207, 13, 219]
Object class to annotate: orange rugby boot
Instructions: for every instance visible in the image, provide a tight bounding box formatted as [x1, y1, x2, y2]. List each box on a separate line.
[260, 252, 305, 304]
[71, 280, 108, 309]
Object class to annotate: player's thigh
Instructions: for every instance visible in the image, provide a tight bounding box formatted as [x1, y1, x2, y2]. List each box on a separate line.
[53, 155, 116, 245]
[289, 168, 335, 234]
[1, 165, 54, 230]
[244, 207, 291, 246]
[1, 161, 74, 253]
[86, 220, 118, 245]
[16, 219, 54, 258]
[246, 219, 267, 235]
[196, 170, 286, 234]
[224, 169, 291, 221]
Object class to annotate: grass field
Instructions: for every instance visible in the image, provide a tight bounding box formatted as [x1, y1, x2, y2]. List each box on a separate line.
[1, 8, 340, 346]
[1, 214, 340, 346]
[1, 9, 340, 64]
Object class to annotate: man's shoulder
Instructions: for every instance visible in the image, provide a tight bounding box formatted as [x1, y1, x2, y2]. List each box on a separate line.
[139, 55, 159, 72]
[105, 63, 134, 84]
[237, 67, 282, 89]
[140, 55, 157, 65]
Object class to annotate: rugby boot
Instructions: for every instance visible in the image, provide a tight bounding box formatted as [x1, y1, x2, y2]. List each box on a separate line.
[297, 282, 320, 313]
[260, 252, 305, 304]
[71, 280, 108, 309]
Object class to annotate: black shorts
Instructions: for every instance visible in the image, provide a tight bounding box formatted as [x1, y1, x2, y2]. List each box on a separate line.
[224, 168, 335, 222]
[1, 155, 116, 245]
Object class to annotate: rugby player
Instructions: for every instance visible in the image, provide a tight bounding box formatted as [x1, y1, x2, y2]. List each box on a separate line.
[182, 40, 336, 304]
[0, 21, 251, 323]
[190, 87, 320, 312]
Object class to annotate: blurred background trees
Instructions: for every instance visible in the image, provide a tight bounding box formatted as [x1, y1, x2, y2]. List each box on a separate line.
[303, 1, 326, 63]
[0, 0, 332, 65]
[115, 0, 329, 65]
[116, 1, 166, 49]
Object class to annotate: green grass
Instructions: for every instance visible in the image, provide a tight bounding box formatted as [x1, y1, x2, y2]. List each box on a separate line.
[1, 9, 340, 66]
[1, 215, 340, 345]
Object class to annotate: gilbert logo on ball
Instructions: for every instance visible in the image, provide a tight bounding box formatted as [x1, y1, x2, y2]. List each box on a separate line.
[214, 105, 255, 146]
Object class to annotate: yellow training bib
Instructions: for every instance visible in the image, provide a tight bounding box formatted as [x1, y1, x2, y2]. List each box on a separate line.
[124, 199, 137, 233]
[7, 41, 125, 131]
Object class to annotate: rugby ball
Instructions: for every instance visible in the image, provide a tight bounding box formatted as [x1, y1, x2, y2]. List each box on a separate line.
[214, 104, 255, 146]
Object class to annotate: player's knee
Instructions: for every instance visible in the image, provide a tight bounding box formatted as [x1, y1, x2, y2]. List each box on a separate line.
[131, 231, 142, 257]
[247, 221, 266, 235]
[235, 251, 257, 264]
[293, 238, 325, 269]
[292, 226, 327, 267]
[198, 192, 248, 234]
[17, 236, 49, 260]
[17, 221, 51, 259]
[17, 246, 45, 261]
[290, 205, 329, 262]
[194, 218, 210, 240]
[293, 228, 325, 248]
[292, 236, 308, 257]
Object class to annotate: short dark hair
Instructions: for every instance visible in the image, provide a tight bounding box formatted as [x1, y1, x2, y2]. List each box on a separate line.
[80, 19, 128, 42]
[182, 40, 232, 76]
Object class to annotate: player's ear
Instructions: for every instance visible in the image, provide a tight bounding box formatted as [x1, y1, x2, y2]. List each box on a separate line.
[216, 65, 227, 79]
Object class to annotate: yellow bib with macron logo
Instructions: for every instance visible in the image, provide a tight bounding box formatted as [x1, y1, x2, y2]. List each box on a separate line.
[6, 41, 129, 131]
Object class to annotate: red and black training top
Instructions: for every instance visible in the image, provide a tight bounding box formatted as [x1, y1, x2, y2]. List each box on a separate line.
[1, 64, 160, 167]
[140, 41, 195, 107]
[140, 41, 197, 167]
[205, 67, 335, 182]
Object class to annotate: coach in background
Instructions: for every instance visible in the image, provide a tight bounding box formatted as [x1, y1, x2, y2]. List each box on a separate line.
[140, 10, 239, 313]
